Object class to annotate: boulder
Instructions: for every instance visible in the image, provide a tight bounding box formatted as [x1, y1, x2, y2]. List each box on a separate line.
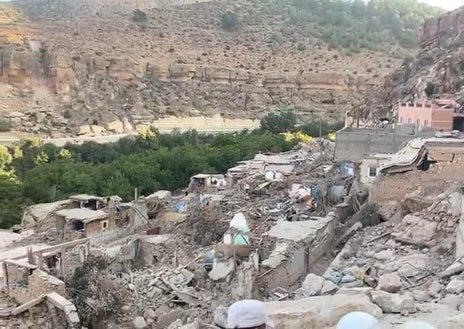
[133, 316, 147, 329]
[107, 119, 125, 133]
[143, 308, 156, 320]
[213, 306, 228, 328]
[401, 215, 437, 244]
[299, 273, 325, 296]
[321, 280, 338, 295]
[428, 280, 443, 298]
[209, 258, 234, 281]
[265, 293, 382, 328]
[411, 290, 430, 302]
[370, 291, 416, 314]
[439, 294, 464, 310]
[446, 279, 464, 294]
[377, 272, 402, 293]
[375, 250, 394, 261]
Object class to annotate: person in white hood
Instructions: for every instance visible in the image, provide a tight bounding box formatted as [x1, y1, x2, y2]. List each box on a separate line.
[227, 300, 275, 329]
[336, 312, 380, 329]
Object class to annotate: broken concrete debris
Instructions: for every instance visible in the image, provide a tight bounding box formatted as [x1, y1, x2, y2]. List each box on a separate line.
[4, 137, 464, 327]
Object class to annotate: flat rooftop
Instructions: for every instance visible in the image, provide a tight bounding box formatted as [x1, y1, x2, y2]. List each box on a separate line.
[69, 194, 105, 201]
[266, 217, 334, 243]
[55, 208, 109, 223]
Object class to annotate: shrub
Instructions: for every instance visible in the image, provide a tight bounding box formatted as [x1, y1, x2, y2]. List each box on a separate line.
[425, 82, 436, 98]
[260, 110, 297, 134]
[297, 42, 306, 51]
[221, 12, 238, 31]
[0, 119, 11, 132]
[132, 9, 147, 23]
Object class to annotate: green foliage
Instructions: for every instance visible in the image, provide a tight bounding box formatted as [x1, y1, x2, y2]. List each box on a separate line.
[299, 119, 345, 137]
[425, 82, 437, 98]
[67, 256, 118, 327]
[132, 8, 147, 23]
[296, 42, 306, 51]
[260, 110, 297, 134]
[0, 119, 11, 132]
[278, 0, 444, 51]
[221, 12, 238, 31]
[0, 130, 294, 226]
[0, 175, 24, 229]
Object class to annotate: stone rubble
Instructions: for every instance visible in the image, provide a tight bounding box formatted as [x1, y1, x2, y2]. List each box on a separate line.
[4, 139, 464, 328]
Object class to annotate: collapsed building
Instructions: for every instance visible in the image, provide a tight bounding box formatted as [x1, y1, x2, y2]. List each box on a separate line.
[3, 137, 464, 328]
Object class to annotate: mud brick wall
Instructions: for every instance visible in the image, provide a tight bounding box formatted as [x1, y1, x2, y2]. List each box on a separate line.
[9, 269, 66, 304]
[371, 155, 464, 206]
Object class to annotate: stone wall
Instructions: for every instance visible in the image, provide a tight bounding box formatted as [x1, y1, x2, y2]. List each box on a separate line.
[370, 154, 464, 206]
[334, 128, 420, 162]
[260, 213, 336, 290]
[9, 269, 66, 304]
[0, 293, 80, 329]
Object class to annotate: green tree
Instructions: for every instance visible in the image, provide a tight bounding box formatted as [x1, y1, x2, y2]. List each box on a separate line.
[0, 175, 24, 228]
[425, 82, 437, 98]
[260, 110, 297, 134]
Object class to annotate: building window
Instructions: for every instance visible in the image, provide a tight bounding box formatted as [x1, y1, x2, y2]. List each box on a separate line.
[407, 118, 412, 124]
[368, 167, 377, 177]
[424, 120, 429, 126]
[101, 220, 109, 230]
[416, 119, 420, 128]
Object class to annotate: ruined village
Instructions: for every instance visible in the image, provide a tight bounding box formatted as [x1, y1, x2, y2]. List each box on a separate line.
[0, 99, 464, 328]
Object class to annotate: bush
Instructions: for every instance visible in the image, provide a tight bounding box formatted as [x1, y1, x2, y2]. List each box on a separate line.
[260, 110, 297, 134]
[299, 119, 344, 137]
[132, 9, 147, 23]
[425, 82, 437, 98]
[0, 119, 10, 132]
[221, 12, 238, 31]
[296, 42, 306, 51]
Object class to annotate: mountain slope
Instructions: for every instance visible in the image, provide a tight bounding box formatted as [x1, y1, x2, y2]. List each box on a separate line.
[368, 5, 464, 121]
[0, 0, 444, 136]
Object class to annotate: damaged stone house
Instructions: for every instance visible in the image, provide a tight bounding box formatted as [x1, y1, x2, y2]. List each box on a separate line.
[56, 208, 112, 240]
[370, 138, 464, 206]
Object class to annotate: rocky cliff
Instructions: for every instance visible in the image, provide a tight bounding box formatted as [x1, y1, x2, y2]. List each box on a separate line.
[1, 0, 403, 136]
[370, 6, 464, 120]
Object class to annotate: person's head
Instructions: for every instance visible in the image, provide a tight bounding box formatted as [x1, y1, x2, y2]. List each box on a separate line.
[227, 300, 275, 329]
[399, 320, 436, 329]
[336, 312, 379, 329]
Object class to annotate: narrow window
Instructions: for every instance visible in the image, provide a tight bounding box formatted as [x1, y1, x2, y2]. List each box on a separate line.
[368, 167, 377, 177]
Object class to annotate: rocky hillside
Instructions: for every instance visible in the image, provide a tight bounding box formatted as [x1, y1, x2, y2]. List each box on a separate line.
[0, 0, 442, 136]
[371, 5, 464, 120]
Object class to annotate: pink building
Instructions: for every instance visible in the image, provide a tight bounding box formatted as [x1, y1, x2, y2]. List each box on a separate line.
[398, 102, 454, 131]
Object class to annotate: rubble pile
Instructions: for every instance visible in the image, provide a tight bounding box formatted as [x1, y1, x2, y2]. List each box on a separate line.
[280, 183, 464, 327]
[8, 139, 464, 328]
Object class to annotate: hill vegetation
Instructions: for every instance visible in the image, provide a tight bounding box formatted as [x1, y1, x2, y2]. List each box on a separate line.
[264, 0, 444, 52]
[0, 129, 294, 228]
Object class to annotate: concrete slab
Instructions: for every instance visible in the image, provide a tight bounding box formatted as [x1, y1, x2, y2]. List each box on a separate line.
[141, 234, 173, 244]
[265, 217, 334, 243]
[265, 293, 382, 328]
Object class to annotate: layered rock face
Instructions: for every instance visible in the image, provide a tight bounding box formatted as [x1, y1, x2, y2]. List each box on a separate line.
[370, 6, 464, 120]
[0, 0, 401, 136]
